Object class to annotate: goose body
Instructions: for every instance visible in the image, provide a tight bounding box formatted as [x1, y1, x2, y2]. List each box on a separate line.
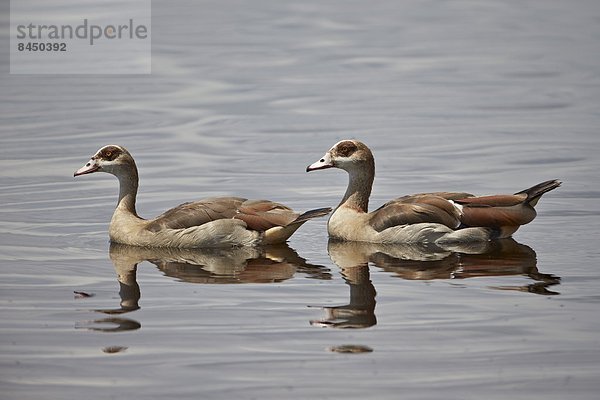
[307, 140, 560, 244]
[75, 145, 330, 248]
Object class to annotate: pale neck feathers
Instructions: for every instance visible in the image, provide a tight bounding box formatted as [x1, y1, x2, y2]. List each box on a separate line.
[114, 160, 140, 217]
[338, 153, 375, 213]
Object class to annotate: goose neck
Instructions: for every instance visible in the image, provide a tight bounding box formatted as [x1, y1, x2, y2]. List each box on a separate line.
[115, 168, 139, 216]
[339, 166, 374, 213]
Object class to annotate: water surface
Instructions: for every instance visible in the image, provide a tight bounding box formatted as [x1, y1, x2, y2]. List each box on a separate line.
[2, 1, 600, 399]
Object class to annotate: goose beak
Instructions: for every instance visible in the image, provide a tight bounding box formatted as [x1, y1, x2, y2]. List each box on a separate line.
[74, 159, 100, 177]
[306, 152, 333, 172]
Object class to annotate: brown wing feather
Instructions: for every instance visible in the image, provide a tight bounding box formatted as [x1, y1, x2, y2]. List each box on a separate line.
[234, 199, 300, 231]
[404, 192, 475, 201]
[456, 193, 535, 227]
[146, 197, 246, 232]
[455, 180, 560, 227]
[369, 181, 559, 232]
[146, 197, 327, 234]
[460, 205, 536, 227]
[370, 195, 462, 232]
[237, 199, 294, 213]
[455, 194, 527, 207]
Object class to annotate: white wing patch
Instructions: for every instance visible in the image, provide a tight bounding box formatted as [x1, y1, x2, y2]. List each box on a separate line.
[449, 200, 464, 215]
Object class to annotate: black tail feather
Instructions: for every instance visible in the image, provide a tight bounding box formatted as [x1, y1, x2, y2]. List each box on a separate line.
[515, 179, 561, 205]
[294, 207, 332, 224]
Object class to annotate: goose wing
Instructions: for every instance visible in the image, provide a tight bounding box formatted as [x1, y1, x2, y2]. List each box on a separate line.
[369, 194, 466, 232]
[455, 194, 535, 227]
[233, 199, 301, 231]
[146, 197, 247, 232]
[452, 180, 561, 227]
[146, 197, 309, 233]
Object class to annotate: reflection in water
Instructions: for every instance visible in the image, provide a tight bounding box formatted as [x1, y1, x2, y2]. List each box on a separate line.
[75, 317, 142, 333]
[102, 346, 128, 354]
[328, 344, 374, 353]
[310, 261, 377, 329]
[312, 239, 560, 329]
[77, 243, 331, 333]
[110, 242, 331, 284]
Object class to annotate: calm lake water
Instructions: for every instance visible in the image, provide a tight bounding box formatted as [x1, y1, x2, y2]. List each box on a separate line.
[2, 1, 600, 399]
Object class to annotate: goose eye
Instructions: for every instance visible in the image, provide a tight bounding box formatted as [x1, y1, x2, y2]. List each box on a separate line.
[101, 148, 120, 160]
[336, 141, 358, 157]
[320, 158, 325, 162]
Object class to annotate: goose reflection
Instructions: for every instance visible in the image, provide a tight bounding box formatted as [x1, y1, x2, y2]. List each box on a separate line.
[311, 239, 560, 329]
[77, 243, 331, 333]
[109, 242, 332, 284]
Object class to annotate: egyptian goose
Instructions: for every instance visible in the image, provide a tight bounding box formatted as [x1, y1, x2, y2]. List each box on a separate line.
[75, 145, 330, 248]
[306, 140, 560, 243]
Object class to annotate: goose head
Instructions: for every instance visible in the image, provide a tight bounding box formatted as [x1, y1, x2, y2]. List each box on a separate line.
[306, 139, 374, 174]
[74, 145, 136, 178]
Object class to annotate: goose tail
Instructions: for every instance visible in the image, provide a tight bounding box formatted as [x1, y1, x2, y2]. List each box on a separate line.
[515, 179, 561, 207]
[293, 207, 332, 224]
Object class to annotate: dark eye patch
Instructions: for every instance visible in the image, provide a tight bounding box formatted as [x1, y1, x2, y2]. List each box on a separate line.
[335, 141, 358, 157]
[101, 146, 121, 161]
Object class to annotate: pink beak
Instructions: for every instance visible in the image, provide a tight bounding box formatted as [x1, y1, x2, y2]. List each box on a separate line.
[74, 159, 99, 177]
[306, 152, 334, 172]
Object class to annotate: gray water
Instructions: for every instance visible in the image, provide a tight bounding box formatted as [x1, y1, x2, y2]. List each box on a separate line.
[2, 1, 600, 399]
